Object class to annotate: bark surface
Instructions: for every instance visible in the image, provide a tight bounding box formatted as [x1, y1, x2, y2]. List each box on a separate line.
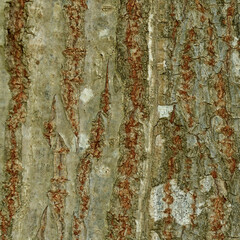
[0, 0, 240, 240]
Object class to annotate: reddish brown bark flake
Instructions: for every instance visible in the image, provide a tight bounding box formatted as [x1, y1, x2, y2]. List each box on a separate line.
[108, 213, 132, 240]
[90, 114, 105, 159]
[118, 179, 133, 210]
[44, 97, 56, 147]
[224, 1, 235, 72]
[101, 62, 111, 115]
[195, 0, 205, 13]
[190, 192, 197, 227]
[207, 24, 216, 67]
[179, 28, 196, 128]
[169, 4, 180, 56]
[210, 196, 226, 240]
[211, 170, 218, 179]
[184, 158, 193, 180]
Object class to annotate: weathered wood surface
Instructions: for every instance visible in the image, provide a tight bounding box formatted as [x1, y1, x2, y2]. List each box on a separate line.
[0, 0, 240, 239]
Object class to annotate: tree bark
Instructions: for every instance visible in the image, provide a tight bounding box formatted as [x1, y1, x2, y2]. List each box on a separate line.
[0, 0, 240, 239]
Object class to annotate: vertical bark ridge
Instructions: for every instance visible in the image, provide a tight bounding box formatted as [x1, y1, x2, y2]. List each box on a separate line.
[44, 97, 69, 240]
[62, 0, 87, 141]
[0, 1, 30, 239]
[36, 206, 48, 240]
[106, 0, 149, 239]
[208, 1, 238, 238]
[149, 0, 240, 239]
[73, 62, 111, 239]
[48, 134, 69, 240]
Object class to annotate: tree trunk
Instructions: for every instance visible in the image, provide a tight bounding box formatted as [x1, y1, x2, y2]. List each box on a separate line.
[0, 0, 240, 239]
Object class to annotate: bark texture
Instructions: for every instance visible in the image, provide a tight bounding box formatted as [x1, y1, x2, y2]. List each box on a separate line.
[0, 0, 240, 240]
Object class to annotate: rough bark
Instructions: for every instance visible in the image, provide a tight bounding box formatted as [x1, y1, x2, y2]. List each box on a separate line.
[0, 0, 240, 240]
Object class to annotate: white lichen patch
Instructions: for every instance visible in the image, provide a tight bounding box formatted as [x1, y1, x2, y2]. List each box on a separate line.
[149, 179, 201, 226]
[99, 29, 109, 38]
[171, 180, 195, 225]
[155, 135, 165, 147]
[150, 231, 160, 240]
[157, 60, 166, 70]
[148, 12, 154, 64]
[135, 219, 140, 234]
[232, 37, 239, 47]
[149, 183, 168, 221]
[79, 133, 89, 149]
[95, 164, 111, 178]
[80, 88, 94, 103]
[215, 178, 227, 197]
[158, 105, 174, 118]
[186, 134, 198, 148]
[200, 176, 214, 193]
[101, 5, 114, 12]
